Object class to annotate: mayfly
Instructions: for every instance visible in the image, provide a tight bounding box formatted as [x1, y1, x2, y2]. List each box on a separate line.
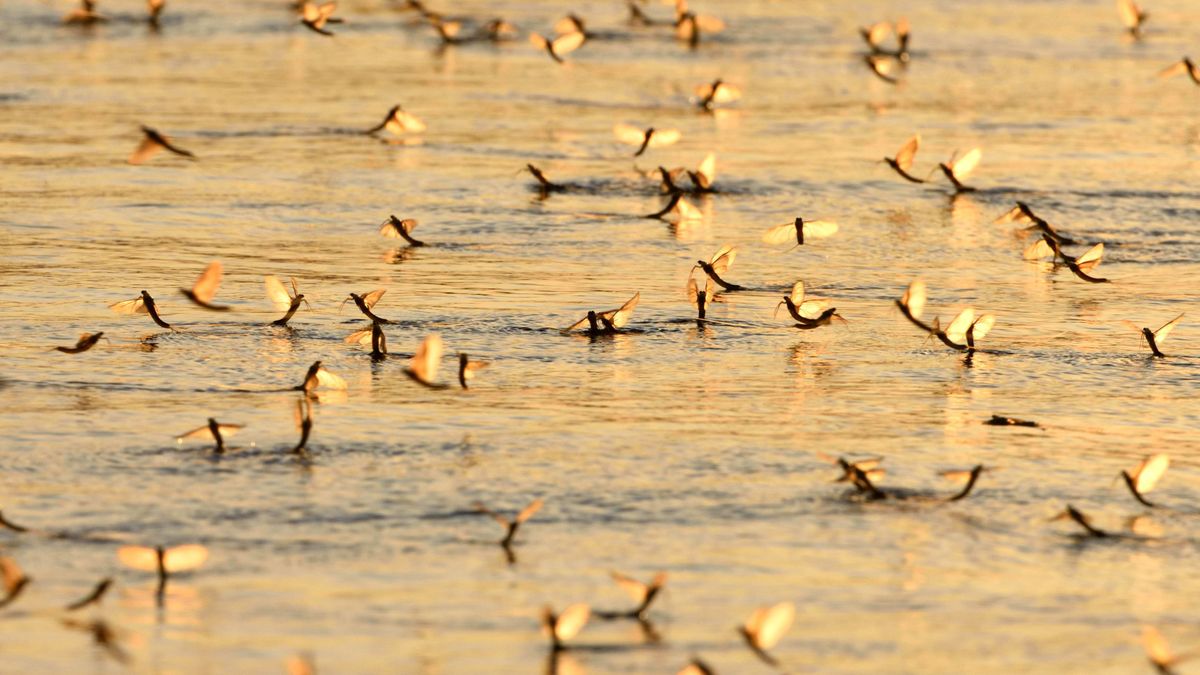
[674, 5, 725, 48]
[695, 79, 741, 111]
[595, 572, 667, 621]
[775, 281, 834, 327]
[860, 18, 910, 59]
[864, 54, 901, 84]
[561, 292, 641, 335]
[1117, 0, 1148, 37]
[1136, 314, 1183, 357]
[529, 30, 585, 64]
[542, 603, 590, 651]
[614, 124, 681, 157]
[129, 126, 195, 165]
[884, 135, 924, 183]
[686, 276, 715, 320]
[405, 334, 448, 389]
[176, 418, 243, 454]
[63, 0, 107, 24]
[458, 353, 488, 389]
[345, 321, 387, 358]
[525, 164, 563, 193]
[1030, 236, 1109, 283]
[1051, 505, 1110, 538]
[1121, 454, 1169, 507]
[645, 192, 702, 223]
[56, 332, 105, 354]
[930, 308, 995, 351]
[896, 280, 931, 332]
[936, 148, 982, 193]
[686, 152, 717, 192]
[0, 557, 31, 609]
[364, 105, 426, 136]
[474, 498, 543, 548]
[292, 398, 314, 454]
[1159, 57, 1200, 85]
[762, 217, 839, 248]
[265, 275, 307, 326]
[1142, 625, 1192, 675]
[300, 1, 341, 36]
[984, 415, 1040, 428]
[739, 602, 794, 666]
[64, 578, 113, 611]
[117, 544, 208, 598]
[343, 289, 393, 323]
[109, 290, 172, 329]
[996, 202, 1078, 245]
[379, 215, 426, 247]
[296, 361, 347, 394]
[147, 0, 165, 26]
[692, 245, 743, 291]
[180, 261, 230, 311]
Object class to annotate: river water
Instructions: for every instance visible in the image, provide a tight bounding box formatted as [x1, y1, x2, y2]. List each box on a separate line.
[1, 0, 1199, 672]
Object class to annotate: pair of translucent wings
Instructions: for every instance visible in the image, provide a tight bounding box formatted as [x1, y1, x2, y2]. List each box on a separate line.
[177, 423, 243, 442]
[562, 292, 641, 332]
[900, 280, 927, 319]
[1024, 240, 1104, 271]
[300, 2, 337, 26]
[408, 334, 443, 384]
[944, 148, 982, 181]
[705, 245, 736, 272]
[861, 18, 910, 48]
[611, 571, 667, 604]
[384, 110, 425, 135]
[778, 281, 829, 319]
[379, 218, 419, 239]
[0, 557, 24, 595]
[675, 13, 725, 40]
[614, 124, 681, 148]
[265, 275, 301, 309]
[117, 544, 209, 573]
[742, 601, 795, 650]
[1117, 0, 1145, 29]
[475, 498, 543, 529]
[1128, 453, 1170, 494]
[892, 135, 920, 171]
[695, 81, 741, 104]
[686, 276, 715, 308]
[529, 31, 585, 57]
[188, 261, 223, 304]
[761, 219, 839, 245]
[938, 307, 996, 344]
[544, 603, 590, 641]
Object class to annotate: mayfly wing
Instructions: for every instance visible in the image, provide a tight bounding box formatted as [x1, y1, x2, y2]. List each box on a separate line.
[410, 334, 443, 382]
[1153, 314, 1184, 344]
[611, 571, 649, 603]
[614, 123, 647, 145]
[945, 308, 976, 344]
[1074, 243, 1105, 271]
[648, 128, 681, 147]
[554, 604, 591, 641]
[895, 135, 919, 170]
[1023, 238, 1055, 260]
[607, 292, 641, 328]
[264, 276, 292, 309]
[344, 328, 373, 345]
[116, 546, 159, 572]
[697, 152, 716, 185]
[515, 498, 543, 523]
[552, 30, 586, 56]
[190, 261, 222, 304]
[803, 220, 838, 239]
[901, 280, 926, 318]
[709, 244, 736, 273]
[360, 289, 387, 308]
[162, 544, 208, 572]
[315, 367, 347, 390]
[951, 148, 982, 181]
[762, 222, 797, 245]
[1133, 454, 1170, 494]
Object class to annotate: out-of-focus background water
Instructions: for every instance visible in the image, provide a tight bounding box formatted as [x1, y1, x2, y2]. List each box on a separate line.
[1, 0, 1199, 672]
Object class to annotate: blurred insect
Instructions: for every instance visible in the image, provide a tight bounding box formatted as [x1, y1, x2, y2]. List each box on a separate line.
[595, 572, 667, 621]
[554, 13, 592, 39]
[1132, 314, 1184, 358]
[860, 18, 910, 59]
[63, 0, 107, 25]
[265, 276, 307, 326]
[525, 164, 563, 193]
[177, 418, 243, 454]
[1050, 505, 1109, 538]
[64, 578, 113, 611]
[1142, 625, 1192, 675]
[286, 653, 317, 675]
[59, 616, 129, 664]
[695, 79, 741, 111]
[674, 1, 725, 48]
[475, 498, 543, 549]
[364, 105, 426, 136]
[692, 245, 743, 291]
[997, 202, 1079, 245]
[676, 659, 717, 675]
[936, 148, 982, 193]
[929, 308, 994, 351]
[762, 217, 839, 248]
[117, 544, 208, 598]
[686, 276, 715, 320]
[0, 557, 31, 609]
[1159, 57, 1199, 85]
[896, 280, 931, 332]
[738, 602, 794, 666]
[884, 135, 924, 183]
[864, 54, 900, 84]
[1120, 454, 1170, 507]
[300, 2, 341, 36]
[1029, 236, 1109, 283]
[430, 17, 470, 44]
[821, 454, 887, 486]
[291, 398, 314, 454]
[482, 19, 519, 41]
[686, 153, 718, 192]
[614, 124, 681, 157]
[147, 0, 165, 26]
[379, 215, 426, 247]
[55, 332, 105, 354]
[1117, 0, 1148, 37]
[561, 293, 641, 335]
[458, 353, 488, 389]
[984, 415, 1040, 428]
[405, 334, 448, 389]
[296, 361, 347, 394]
[129, 126, 195, 165]
[109, 290, 172, 329]
[542, 603, 590, 651]
[645, 192, 702, 223]
[180, 261, 230, 311]
[343, 289, 392, 324]
[775, 281, 829, 322]
[939, 466, 990, 502]
[529, 30, 585, 64]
